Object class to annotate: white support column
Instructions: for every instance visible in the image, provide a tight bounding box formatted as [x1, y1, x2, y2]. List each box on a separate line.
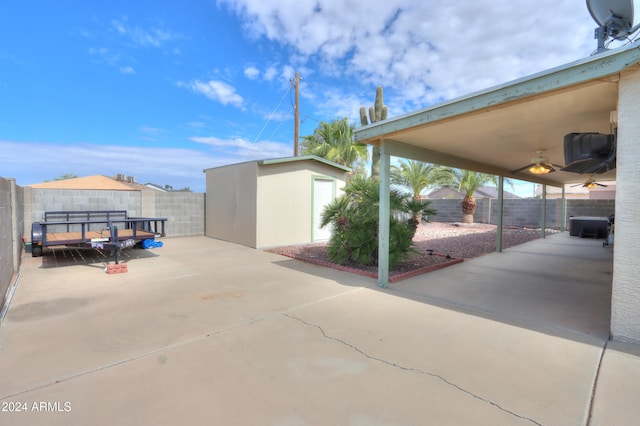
[561, 186, 566, 232]
[496, 176, 504, 252]
[612, 67, 640, 343]
[378, 141, 391, 288]
[541, 184, 547, 239]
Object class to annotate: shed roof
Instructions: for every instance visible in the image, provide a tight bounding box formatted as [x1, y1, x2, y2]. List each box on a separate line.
[354, 42, 640, 187]
[203, 155, 352, 173]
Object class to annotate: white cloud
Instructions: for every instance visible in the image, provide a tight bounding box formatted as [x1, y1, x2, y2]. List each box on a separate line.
[190, 136, 292, 159]
[244, 66, 260, 79]
[178, 80, 245, 108]
[220, 0, 598, 110]
[88, 47, 122, 66]
[0, 140, 213, 191]
[119, 66, 136, 74]
[111, 17, 180, 48]
[263, 65, 278, 81]
[138, 126, 166, 141]
[0, 139, 294, 192]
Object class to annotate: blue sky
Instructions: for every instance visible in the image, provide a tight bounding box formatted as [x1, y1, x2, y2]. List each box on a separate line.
[0, 1, 611, 194]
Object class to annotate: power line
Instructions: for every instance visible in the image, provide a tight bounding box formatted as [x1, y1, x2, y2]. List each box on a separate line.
[266, 106, 295, 141]
[253, 83, 293, 144]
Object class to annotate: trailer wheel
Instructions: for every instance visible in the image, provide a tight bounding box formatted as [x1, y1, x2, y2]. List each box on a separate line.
[32, 244, 43, 257]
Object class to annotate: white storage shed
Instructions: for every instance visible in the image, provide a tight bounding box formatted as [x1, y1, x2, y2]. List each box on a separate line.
[204, 155, 350, 249]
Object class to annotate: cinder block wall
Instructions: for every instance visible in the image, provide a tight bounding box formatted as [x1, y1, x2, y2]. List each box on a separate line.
[24, 189, 204, 239]
[1, 178, 24, 313]
[153, 192, 205, 237]
[566, 199, 615, 218]
[426, 198, 615, 228]
[29, 189, 141, 222]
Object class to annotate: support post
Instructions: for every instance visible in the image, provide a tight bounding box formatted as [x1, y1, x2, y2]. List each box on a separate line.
[612, 67, 640, 342]
[560, 186, 566, 232]
[293, 72, 300, 156]
[541, 184, 547, 239]
[378, 141, 391, 288]
[496, 176, 504, 252]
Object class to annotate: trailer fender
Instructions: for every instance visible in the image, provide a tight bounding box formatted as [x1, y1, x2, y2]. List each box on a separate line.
[31, 222, 43, 257]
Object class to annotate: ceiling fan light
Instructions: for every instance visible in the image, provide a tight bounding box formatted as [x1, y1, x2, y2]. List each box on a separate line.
[529, 164, 550, 174]
[585, 182, 597, 189]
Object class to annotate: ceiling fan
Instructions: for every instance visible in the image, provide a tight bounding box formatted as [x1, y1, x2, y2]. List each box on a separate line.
[511, 150, 563, 175]
[571, 176, 608, 189]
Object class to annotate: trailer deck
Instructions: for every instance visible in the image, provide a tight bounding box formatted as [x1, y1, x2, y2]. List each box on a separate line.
[42, 229, 158, 246]
[31, 210, 168, 264]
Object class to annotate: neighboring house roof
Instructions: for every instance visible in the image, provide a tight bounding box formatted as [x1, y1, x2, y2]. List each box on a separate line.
[144, 182, 169, 192]
[29, 175, 140, 191]
[427, 185, 520, 199]
[203, 155, 352, 173]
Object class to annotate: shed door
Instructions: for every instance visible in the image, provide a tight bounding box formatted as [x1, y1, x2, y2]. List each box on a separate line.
[313, 178, 335, 242]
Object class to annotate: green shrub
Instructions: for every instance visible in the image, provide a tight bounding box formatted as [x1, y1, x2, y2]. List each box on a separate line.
[320, 176, 436, 268]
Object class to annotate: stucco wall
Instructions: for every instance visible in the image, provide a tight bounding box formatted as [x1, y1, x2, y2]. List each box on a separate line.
[611, 67, 640, 343]
[255, 160, 346, 248]
[204, 162, 258, 247]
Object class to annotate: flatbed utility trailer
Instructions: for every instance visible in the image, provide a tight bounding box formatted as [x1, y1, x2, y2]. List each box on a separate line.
[31, 210, 167, 263]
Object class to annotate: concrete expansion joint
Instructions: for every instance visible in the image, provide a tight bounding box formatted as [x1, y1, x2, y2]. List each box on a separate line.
[283, 313, 543, 426]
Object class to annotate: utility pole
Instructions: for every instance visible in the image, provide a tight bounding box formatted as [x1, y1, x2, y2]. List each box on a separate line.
[293, 71, 300, 156]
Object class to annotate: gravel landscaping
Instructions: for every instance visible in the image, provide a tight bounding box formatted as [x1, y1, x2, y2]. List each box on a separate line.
[268, 222, 559, 282]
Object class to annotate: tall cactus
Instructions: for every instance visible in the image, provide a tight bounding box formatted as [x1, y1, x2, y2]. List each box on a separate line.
[359, 86, 388, 180]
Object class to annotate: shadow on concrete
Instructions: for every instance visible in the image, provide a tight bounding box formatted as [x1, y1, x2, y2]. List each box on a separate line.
[271, 257, 374, 289]
[39, 246, 159, 269]
[272, 232, 614, 350]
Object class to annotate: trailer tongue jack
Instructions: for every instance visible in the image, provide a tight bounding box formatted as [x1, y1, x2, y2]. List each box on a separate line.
[104, 225, 129, 274]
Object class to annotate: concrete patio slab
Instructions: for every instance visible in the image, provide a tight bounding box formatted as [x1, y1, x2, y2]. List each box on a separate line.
[0, 234, 637, 425]
[589, 341, 640, 425]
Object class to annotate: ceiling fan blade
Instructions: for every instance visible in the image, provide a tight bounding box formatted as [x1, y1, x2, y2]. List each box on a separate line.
[596, 183, 608, 187]
[570, 183, 583, 187]
[510, 163, 534, 174]
[542, 163, 556, 172]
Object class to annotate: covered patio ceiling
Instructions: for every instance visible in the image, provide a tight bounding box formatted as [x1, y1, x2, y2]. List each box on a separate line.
[354, 43, 640, 188]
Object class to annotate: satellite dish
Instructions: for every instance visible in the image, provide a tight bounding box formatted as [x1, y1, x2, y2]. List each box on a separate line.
[586, 0, 640, 53]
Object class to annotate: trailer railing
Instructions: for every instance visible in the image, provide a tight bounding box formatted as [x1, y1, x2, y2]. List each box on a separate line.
[31, 210, 168, 260]
[42, 210, 129, 232]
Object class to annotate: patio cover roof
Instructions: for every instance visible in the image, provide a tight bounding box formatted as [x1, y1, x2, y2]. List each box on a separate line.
[354, 42, 640, 187]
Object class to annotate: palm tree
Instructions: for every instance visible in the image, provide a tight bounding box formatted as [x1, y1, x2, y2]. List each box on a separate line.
[300, 118, 369, 171]
[320, 175, 426, 267]
[449, 169, 498, 223]
[390, 160, 453, 223]
[44, 173, 78, 182]
[391, 160, 454, 199]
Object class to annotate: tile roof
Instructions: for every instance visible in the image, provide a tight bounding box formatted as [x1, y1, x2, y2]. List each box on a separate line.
[29, 175, 142, 191]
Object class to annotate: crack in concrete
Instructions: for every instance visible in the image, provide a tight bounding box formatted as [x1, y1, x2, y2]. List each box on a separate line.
[284, 313, 543, 426]
[586, 340, 607, 426]
[1, 289, 365, 400]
